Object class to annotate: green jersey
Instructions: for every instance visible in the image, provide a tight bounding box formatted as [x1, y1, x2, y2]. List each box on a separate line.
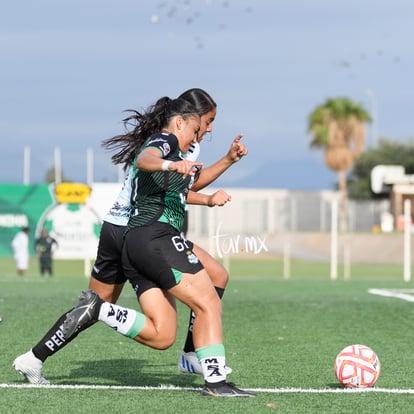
[127, 132, 196, 232]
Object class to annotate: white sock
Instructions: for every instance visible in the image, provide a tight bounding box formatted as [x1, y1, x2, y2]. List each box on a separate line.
[196, 344, 227, 383]
[200, 355, 227, 383]
[98, 302, 145, 338]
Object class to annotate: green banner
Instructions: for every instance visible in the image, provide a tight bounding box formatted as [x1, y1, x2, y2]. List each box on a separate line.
[0, 184, 54, 256]
[0, 183, 101, 259]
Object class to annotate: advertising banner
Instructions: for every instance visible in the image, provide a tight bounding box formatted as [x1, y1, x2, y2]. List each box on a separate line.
[0, 182, 121, 259]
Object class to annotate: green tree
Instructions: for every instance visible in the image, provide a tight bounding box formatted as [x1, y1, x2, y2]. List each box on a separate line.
[348, 138, 414, 199]
[308, 97, 371, 232]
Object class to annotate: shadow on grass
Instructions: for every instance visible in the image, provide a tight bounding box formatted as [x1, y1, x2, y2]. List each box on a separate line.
[49, 358, 201, 387]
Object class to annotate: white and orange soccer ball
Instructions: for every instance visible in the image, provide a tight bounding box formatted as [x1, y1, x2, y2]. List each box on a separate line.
[334, 344, 380, 388]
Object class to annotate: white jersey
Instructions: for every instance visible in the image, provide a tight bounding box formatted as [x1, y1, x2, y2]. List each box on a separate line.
[102, 142, 201, 226]
[103, 167, 133, 226]
[185, 142, 200, 162]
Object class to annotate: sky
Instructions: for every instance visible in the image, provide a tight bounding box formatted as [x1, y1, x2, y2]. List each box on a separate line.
[1, 0, 413, 190]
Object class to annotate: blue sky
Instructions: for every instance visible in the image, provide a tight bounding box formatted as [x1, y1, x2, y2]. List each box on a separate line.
[1, 0, 413, 189]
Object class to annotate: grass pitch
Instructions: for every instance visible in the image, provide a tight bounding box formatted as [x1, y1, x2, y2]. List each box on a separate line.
[1, 256, 414, 413]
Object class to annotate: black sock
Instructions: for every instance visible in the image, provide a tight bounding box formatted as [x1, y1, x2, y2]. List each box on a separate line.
[31, 309, 96, 362]
[183, 286, 225, 353]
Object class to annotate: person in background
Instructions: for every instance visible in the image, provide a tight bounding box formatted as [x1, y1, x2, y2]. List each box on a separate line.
[35, 228, 58, 276]
[11, 227, 29, 276]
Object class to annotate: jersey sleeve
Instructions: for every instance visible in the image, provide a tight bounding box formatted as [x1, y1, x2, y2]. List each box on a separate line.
[144, 133, 178, 159]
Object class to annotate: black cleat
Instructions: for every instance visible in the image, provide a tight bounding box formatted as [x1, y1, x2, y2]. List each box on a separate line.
[201, 381, 256, 398]
[62, 289, 101, 339]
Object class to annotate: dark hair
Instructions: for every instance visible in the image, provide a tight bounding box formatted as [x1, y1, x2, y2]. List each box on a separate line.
[102, 97, 199, 167]
[177, 88, 216, 116]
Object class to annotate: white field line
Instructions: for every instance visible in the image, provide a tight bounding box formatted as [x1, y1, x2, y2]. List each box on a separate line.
[368, 288, 414, 302]
[1, 383, 414, 394]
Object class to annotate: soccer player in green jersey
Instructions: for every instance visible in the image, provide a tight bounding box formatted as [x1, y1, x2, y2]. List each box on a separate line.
[13, 89, 250, 397]
[62, 96, 254, 397]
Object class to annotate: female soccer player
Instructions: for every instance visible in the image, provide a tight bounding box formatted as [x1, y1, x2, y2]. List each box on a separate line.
[13, 90, 250, 396]
[62, 96, 254, 397]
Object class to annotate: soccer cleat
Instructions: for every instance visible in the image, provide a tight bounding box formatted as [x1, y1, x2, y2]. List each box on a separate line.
[201, 381, 256, 398]
[62, 289, 101, 339]
[178, 351, 203, 375]
[13, 350, 49, 385]
[178, 351, 233, 376]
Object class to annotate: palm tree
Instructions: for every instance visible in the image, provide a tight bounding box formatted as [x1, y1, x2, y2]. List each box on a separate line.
[308, 97, 371, 232]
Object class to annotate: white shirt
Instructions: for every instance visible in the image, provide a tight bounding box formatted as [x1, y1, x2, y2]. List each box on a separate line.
[11, 231, 29, 269]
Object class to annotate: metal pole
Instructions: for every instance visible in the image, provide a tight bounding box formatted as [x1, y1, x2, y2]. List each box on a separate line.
[330, 199, 338, 280]
[403, 199, 411, 282]
[283, 241, 291, 280]
[86, 148, 94, 185]
[23, 146, 30, 185]
[54, 147, 62, 184]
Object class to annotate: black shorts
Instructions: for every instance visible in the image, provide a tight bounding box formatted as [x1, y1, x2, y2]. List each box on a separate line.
[122, 222, 203, 297]
[91, 221, 127, 285]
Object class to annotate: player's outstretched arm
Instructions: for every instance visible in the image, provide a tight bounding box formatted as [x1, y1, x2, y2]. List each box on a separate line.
[192, 134, 247, 191]
[187, 189, 231, 207]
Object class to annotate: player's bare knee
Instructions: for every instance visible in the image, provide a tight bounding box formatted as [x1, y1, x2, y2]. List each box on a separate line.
[152, 332, 176, 350]
[219, 269, 229, 286]
[209, 267, 229, 287]
[193, 295, 222, 319]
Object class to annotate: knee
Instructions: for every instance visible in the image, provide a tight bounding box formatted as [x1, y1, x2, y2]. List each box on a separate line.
[218, 268, 229, 286]
[153, 341, 174, 350]
[194, 293, 222, 318]
[149, 332, 176, 350]
[209, 267, 229, 288]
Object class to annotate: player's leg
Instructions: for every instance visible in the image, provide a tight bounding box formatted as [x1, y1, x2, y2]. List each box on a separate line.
[47, 257, 53, 276]
[169, 270, 254, 397]
[32, 278, 124, 360]
[89, 277, 124, 303]
[12, 278, 124, 384]
[42, 257, 48, 275]
[86, 287, 178, 349]
[13, 221, 126, 384]
[62, 241, 178, 350]
[16, 255, 26, 276]
[62, 286, 178, 348]
[61, 271, 223, 367]
[129, 224, 251, 395]
[135, 289, 177, 348]
[178, 243, 230, 374]
[170, 270, 223, 349]
[60, 225, 202, 351]
[61, 228, 254, 397]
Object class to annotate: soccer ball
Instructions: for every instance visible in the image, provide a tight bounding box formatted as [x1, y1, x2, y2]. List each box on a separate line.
[334, 344, 380, 388]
